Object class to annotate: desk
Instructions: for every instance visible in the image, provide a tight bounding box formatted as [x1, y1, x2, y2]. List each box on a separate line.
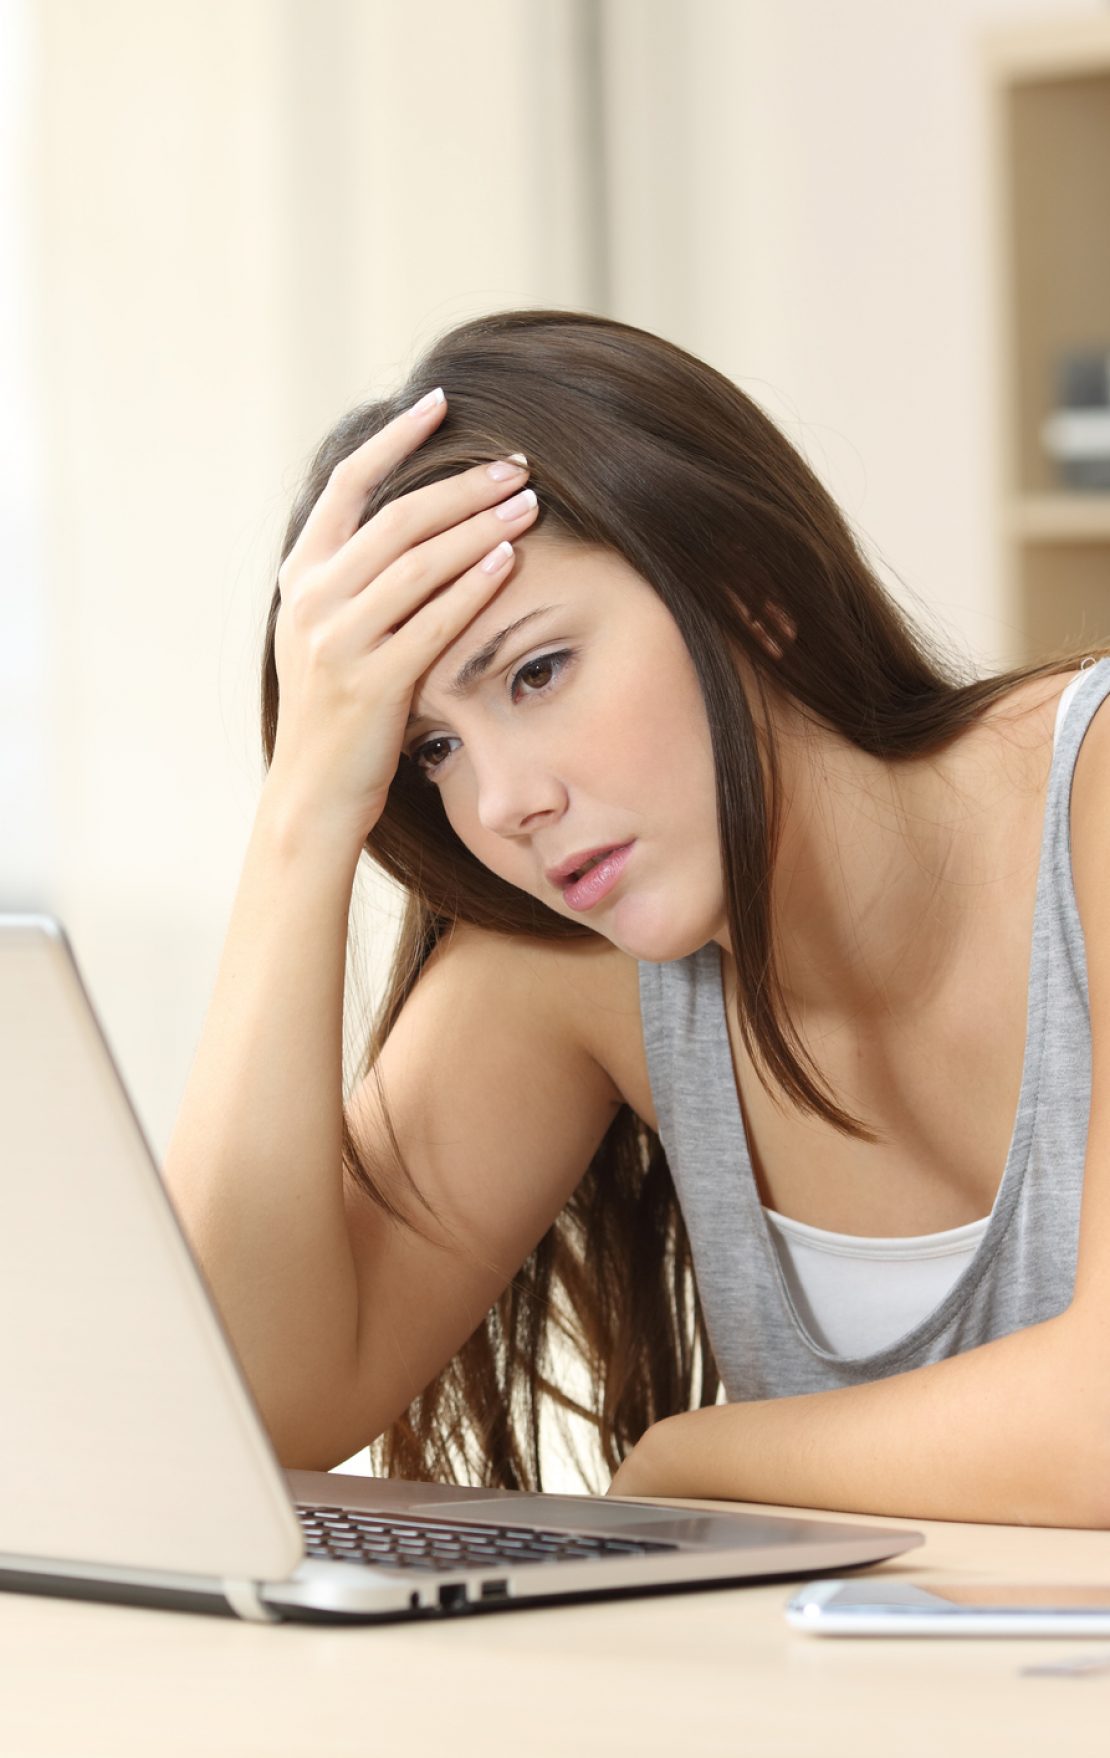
[2, 1494, 1108, 1757]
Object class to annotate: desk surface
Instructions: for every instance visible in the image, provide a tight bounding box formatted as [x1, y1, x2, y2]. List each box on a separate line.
[2, 1493, 1108, 1757]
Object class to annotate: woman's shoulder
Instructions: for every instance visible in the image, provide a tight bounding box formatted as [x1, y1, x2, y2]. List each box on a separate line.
[974, 661, 1110, 935]
[439, 921, 657, 1130]
[992, 661, 1110, 791]
[1070, 678, 1110, 920]
[980, 661, 1110, 743]
[953, 665, 1097, 804]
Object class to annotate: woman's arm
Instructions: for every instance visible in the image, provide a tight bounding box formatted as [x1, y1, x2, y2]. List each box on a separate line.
[607, 1307, 1110, 1525]
[609, 697, 1110, 1528]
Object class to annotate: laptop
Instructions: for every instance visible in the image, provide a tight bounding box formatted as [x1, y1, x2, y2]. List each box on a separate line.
[0, 911, 924, 1624]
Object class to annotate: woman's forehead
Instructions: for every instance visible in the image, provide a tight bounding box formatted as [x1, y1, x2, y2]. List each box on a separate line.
[507, 533, 622, 591]
[444, 539, 638, 651]
[410, 539, 652, 708]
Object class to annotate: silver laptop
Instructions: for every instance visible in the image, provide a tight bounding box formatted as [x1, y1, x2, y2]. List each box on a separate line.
[0, 912, 924, 1625]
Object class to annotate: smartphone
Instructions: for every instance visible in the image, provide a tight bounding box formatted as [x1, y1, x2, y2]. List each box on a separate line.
[786, 1578, 1110, 1637]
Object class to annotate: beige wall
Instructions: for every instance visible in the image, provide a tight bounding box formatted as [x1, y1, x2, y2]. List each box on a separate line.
[6, 0, 1103, 1478]
[21, 0, 610, 1153]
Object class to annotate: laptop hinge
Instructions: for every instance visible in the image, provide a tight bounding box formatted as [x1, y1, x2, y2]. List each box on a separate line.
[221, 1577, 283, 1623]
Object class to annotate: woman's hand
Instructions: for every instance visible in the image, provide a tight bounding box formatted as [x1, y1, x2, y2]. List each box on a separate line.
[267, 389, 539, 850]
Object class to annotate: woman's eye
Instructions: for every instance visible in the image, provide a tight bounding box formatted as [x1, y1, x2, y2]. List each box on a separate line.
[409, 650, 574, 783]
[409, 735, 459, 778]
[510, 649, 572, 700]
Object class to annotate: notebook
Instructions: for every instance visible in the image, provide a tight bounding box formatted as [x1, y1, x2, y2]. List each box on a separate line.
[0, 912, 923, 1624]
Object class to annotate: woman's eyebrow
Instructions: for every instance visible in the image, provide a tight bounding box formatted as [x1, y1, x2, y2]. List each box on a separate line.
[405, 604, 565, 728]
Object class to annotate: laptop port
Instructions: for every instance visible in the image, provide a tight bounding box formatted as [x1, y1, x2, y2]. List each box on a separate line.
[479, 1579, 509, 1602]
[438, 1583, 468, 1611]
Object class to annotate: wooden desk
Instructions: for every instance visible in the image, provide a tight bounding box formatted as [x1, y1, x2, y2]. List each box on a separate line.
[2, 1494, 1108, 1757]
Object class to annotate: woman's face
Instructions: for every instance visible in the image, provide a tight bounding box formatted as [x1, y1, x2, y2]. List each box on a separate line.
[402, 536, 725, 962]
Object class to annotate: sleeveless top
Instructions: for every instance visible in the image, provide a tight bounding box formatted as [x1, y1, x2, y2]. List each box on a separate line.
[759, 665, 1088, 1358]
[638, 657, 1110, 1399]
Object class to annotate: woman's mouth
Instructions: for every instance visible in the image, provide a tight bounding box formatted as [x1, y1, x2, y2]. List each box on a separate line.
[557, 843, 635, 912]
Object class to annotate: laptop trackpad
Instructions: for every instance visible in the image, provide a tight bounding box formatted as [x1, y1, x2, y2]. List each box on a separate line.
[430, 1494, 699, 1533]
[426, 1493, 872, 1552]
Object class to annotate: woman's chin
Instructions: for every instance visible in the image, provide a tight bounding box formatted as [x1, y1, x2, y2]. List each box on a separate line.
[603, 893, 717, 965]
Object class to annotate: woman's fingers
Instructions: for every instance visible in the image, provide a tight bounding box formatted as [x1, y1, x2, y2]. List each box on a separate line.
[383, 536, 523, 679]
[283, 387, 449, 578]
[267, 385, 541, 844]
[324, 525, 523, 696]
[353, 485, 538, 640]
[309, 456, 534, 605]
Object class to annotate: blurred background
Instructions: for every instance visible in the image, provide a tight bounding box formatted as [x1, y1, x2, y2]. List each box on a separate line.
[3, 0, 1109, 1479]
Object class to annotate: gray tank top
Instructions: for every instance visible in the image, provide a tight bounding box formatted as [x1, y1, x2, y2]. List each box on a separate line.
[638, 657, 1110, 1399]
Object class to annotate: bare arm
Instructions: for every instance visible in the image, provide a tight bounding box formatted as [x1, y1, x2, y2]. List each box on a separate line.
[609, 1311, 1108, 1526]
[164, 836, 624, 1471]
[335, 922, 625, 1471]
[163, 389, 628, 1469]
[161, 783, 365, 1461]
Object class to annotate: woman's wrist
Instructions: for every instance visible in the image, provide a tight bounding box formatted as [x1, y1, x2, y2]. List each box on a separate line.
[256, 764, 372, 879]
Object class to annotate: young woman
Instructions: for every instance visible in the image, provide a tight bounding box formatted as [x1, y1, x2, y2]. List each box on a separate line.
[164, 309, 1110, 1528]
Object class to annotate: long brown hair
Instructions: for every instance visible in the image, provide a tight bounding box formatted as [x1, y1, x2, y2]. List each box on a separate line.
[261, 307, 1103, 1490]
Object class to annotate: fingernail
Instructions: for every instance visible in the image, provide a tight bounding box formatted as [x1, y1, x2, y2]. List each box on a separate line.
[486, 457, 527, 481]
[494, 487, 538, 522]
[481, 540, 514, 574]
[406, 386, 445, 418]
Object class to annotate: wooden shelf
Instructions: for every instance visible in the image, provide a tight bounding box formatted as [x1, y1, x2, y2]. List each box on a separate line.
[983, 16, 1110, 661]
[1005, 493, 1110, 543]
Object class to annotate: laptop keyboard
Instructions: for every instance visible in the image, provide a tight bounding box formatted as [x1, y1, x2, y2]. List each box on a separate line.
[295, 1502, 678, 1571]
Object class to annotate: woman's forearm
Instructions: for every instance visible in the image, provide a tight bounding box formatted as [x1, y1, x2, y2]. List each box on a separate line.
[609, 1311, 1110, 1527]
[161, 777, 366, 1460]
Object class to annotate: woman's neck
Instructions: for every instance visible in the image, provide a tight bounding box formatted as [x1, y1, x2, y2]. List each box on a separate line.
[714, 677, 1058, 1025]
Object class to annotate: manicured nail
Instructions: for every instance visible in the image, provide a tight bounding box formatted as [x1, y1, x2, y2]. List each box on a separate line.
[494, 488, 538, 521]
[406, 386, 445, 418]
[486, 458, 527, 481]
[481, 541, 514, 574]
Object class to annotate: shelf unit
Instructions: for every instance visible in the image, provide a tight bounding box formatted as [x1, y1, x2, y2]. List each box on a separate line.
[983, 14, 1110, 663]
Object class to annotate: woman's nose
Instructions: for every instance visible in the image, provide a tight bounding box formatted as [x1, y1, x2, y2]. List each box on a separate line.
[474, 751, 566, 838]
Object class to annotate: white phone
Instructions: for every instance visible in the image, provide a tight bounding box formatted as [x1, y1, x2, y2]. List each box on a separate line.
[786, 1578, 1110, 1637]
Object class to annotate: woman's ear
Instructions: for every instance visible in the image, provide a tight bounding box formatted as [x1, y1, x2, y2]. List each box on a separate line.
[739, 599, 797, 661]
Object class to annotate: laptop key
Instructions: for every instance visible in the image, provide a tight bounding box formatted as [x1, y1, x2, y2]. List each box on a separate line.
[294, 1505, 681, 1568]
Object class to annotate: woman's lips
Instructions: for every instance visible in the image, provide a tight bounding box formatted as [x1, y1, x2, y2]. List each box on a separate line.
[560, 843, 635, 912]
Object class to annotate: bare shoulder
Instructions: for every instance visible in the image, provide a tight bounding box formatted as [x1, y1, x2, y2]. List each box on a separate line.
[1071, 686, 1110, 917]
[431, 920, 656, 1131]
[1065, 687, 1110, 1326]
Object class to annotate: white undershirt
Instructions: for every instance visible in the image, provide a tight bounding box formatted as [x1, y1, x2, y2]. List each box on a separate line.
[761, 669, 1088, 1357]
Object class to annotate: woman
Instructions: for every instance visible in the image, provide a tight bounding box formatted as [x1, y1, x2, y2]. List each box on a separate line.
[164, 309, 1110, 1527]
